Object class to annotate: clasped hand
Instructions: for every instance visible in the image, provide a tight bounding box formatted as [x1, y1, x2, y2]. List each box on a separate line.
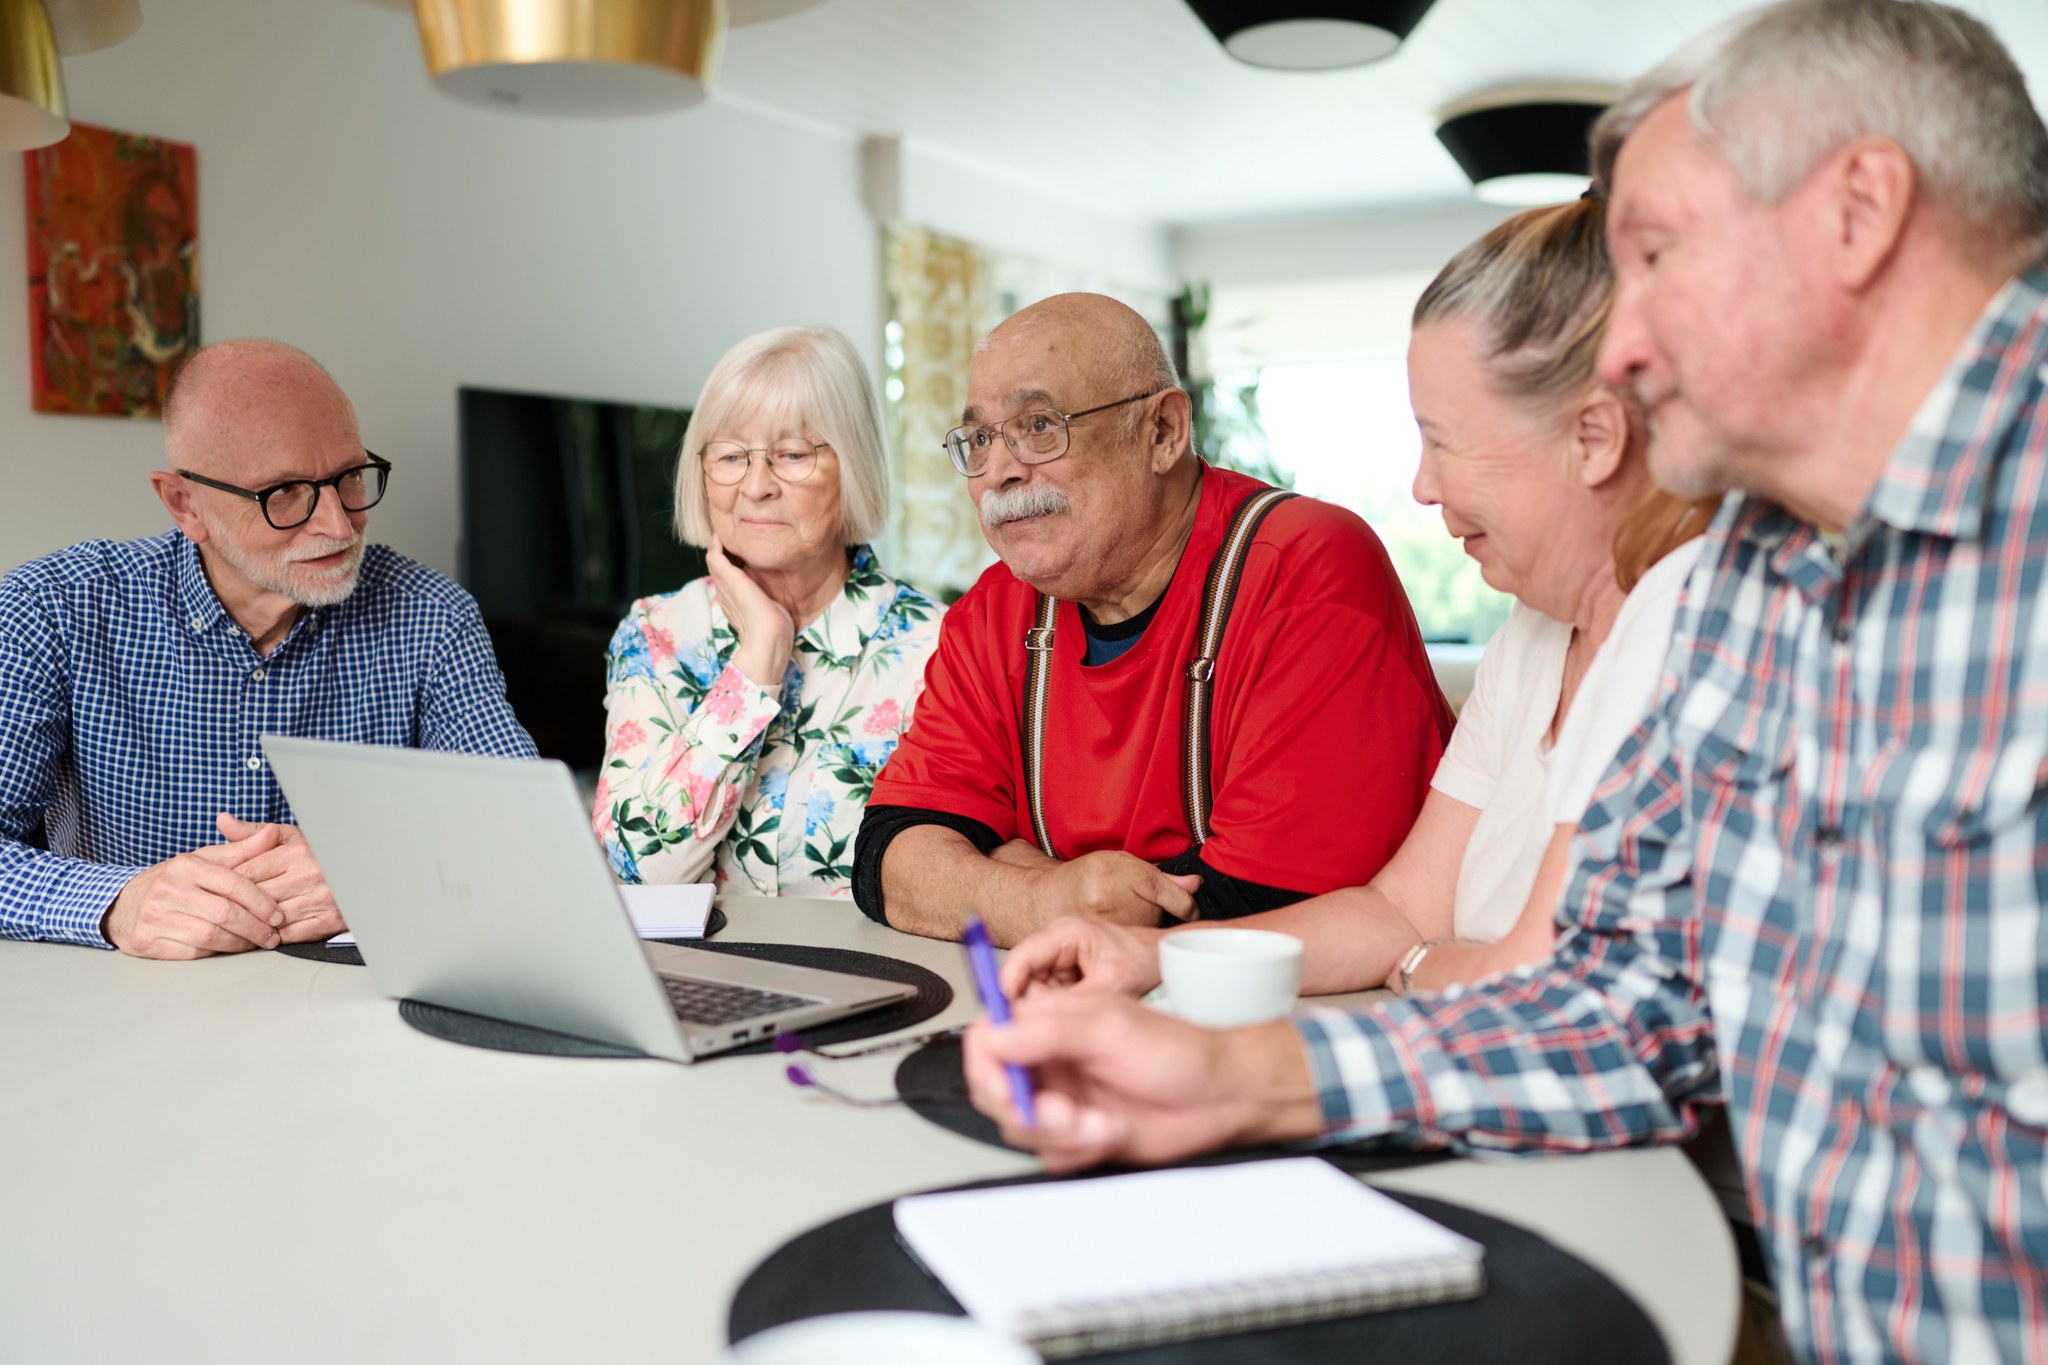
[103, 813, 343, 959]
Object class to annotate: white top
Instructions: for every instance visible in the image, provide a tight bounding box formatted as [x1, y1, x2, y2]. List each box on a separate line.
[1430, 538, 1705, 942]
[1545, 539, 1703, 823]
[1430, 604, 1571, 941]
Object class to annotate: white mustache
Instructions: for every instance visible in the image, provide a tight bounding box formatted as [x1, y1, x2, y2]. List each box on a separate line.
[980, 484, 1070, 528]
[284, 534, 360, 566]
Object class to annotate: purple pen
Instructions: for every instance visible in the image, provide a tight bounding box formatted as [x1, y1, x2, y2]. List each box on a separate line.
[963, 915, 1036, 1128]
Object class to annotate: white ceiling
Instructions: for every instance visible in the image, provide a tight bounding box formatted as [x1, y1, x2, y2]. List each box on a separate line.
[714, 0, 2048, 226]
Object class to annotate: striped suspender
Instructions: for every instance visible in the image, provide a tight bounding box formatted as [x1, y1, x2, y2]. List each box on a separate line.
[1181, 486, 1295, 842]
[1021, 593, 1060, 858]
[1020, 485, 1296, 860]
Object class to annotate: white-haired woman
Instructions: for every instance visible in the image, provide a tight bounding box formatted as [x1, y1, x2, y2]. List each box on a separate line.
[593, 326, 942, 897]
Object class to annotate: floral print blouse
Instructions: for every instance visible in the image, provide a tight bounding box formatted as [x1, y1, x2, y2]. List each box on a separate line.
[593, 547, 943, 898]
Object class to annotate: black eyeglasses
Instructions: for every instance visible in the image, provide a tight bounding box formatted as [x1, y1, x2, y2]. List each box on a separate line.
[177, 453, 392, 531]
[943, 390, 1163, 478]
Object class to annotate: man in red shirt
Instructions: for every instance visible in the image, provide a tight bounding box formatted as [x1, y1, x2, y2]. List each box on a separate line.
[854, 293, 1452, 944]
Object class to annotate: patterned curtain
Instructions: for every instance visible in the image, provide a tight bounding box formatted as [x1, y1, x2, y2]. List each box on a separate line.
[883, 222, 991, 599]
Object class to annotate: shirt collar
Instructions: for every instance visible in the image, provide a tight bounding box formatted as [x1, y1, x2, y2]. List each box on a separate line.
[172, 530, 329, 649]
[795, 544, 895, 658]
[1728, 263, 2048, 597]
[1860, 263, 2048, 542]
[174, 532, 230, 636]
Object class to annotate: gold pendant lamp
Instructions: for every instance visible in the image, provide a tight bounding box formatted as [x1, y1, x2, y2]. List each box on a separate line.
[0, 0, 67, 152]
[413, 0, 727, 115]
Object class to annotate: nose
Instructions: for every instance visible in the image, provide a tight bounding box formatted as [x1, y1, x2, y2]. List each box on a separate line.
[972, 430, 1032, 489]
[1411, 445, 1441, 508]
[309, 481, 356, 539]
[1597, 279, 1653, 395]
[739, 451, 781, 500]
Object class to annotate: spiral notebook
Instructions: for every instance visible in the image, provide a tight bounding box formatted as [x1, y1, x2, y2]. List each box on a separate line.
[892, 1157, 1485, 1358]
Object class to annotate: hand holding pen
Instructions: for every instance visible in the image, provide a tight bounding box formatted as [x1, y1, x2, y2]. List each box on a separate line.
[963, 914, 1036, 1128]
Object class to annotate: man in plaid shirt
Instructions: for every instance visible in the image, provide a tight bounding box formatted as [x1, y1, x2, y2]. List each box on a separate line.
[964, 2, 2048, 1358]
[0, 340, 534, 959]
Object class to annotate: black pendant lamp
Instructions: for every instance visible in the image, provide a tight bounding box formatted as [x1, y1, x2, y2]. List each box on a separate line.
[1435, 85, 1615, 206]
[1186, 1, 1438, 70]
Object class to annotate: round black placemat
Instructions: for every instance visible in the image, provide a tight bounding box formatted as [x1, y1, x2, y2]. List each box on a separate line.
[272, 906, 730, 968]
[674, 941, 951, 1056]
[389, 941, 949, 1059]
[398, 996, 643, 1056]
[727, 1152, 1669, 1364]
[895, 1036, 1451, 1174]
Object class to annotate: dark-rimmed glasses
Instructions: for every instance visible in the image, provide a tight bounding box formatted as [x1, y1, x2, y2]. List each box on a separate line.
[177, 453, 392, 531]
[943, 389, 1162, 478]
[702, 440, 829, 486]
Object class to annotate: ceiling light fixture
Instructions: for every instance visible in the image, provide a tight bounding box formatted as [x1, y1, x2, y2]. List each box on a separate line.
[1435, 84, 1616, 206]
[412, 0, 727, 116]
[0, 0, 67, 153]
[1, 0, 141, 153]
[43, 0, 138, 53]
[1184, 1, 1438, 71]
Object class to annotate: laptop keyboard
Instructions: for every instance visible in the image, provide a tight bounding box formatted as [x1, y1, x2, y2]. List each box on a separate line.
[661, 974, 816, 1026]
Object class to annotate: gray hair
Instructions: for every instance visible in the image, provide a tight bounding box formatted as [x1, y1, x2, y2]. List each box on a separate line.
[1412, 197, 1612, 414]
[1592, 0, 2048, 254]
[672, 325, 891, 548]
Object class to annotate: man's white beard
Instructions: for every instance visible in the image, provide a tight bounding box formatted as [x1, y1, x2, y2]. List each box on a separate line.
[211, 527, 365, 608]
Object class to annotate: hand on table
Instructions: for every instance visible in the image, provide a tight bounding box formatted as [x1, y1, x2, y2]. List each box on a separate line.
[215, 813, 343, 943]
[1002, 916, 1165, 1000]
[102, 824, 286, 959]
[1038, 850, 1200, 932]
[962, 991, 1323, 1172]
[706, 535, 795, 688]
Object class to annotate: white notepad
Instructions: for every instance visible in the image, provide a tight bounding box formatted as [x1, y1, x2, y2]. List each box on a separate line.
[893, 1157, 1484, 1358]
[326, 883, 714, 946]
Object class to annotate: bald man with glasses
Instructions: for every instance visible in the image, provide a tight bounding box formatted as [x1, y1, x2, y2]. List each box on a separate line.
[855, 293, 1453, 945]
[0, 338, 534, 959]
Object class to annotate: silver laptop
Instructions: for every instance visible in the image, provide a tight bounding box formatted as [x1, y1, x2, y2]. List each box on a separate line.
[263, 736, 914, 1063]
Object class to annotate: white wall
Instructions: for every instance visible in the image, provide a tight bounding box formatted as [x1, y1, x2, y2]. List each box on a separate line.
[0, 1, 881, 577]
[862, 136, 1174, 299]
[1172, 198, 1515, 289]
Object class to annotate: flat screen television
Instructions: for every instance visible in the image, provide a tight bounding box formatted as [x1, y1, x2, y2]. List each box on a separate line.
[459, 386, 709, 770]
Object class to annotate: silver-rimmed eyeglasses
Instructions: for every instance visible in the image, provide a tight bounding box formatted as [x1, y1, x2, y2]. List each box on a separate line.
[942, 389, 1162, 478]
[176, 453, 391, 531]
[702, 440, 829, 485]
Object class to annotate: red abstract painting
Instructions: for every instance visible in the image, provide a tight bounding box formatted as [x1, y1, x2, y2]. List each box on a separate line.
[24, 122, 200, 418]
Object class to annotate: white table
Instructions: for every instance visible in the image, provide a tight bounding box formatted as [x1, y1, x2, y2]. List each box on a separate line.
[0, 897, 1737, 1364]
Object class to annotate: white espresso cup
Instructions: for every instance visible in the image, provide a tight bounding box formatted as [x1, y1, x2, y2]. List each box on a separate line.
[1157, 928, 1303, 1028]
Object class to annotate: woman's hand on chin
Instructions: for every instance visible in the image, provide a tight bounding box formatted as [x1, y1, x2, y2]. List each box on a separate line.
[707, 535, 796, 687]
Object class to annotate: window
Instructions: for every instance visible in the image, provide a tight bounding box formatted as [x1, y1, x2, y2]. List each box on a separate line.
[1256, 359, 1511, 646]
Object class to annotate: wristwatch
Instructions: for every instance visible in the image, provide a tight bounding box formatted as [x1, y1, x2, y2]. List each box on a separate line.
[1393, 938, 1453, 996]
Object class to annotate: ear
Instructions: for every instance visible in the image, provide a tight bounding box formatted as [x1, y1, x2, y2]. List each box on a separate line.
[150, 469, 210, 544]
[1145, 388, 1193, 475]
[1826, 136, 1914, 291]
[1572, 391, 1631, 489]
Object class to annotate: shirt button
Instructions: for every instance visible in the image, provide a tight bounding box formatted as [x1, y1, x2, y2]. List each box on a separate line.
[249, 667, 265, 681]
[1802, 1232, 1829, 1259]
[245, 756, 263, 770]
[1831, 615, 1852, 644]
[190, 615, 205, 631]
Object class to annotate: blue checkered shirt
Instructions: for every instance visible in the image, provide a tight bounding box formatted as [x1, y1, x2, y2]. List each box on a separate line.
[1294, 265, 2048, 1363]
[0, 531, 537, 946]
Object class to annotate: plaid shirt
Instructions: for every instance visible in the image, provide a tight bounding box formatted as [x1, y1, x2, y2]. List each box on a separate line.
[1295, 265, 2048, 1364]
[0, 531, 536, 947]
